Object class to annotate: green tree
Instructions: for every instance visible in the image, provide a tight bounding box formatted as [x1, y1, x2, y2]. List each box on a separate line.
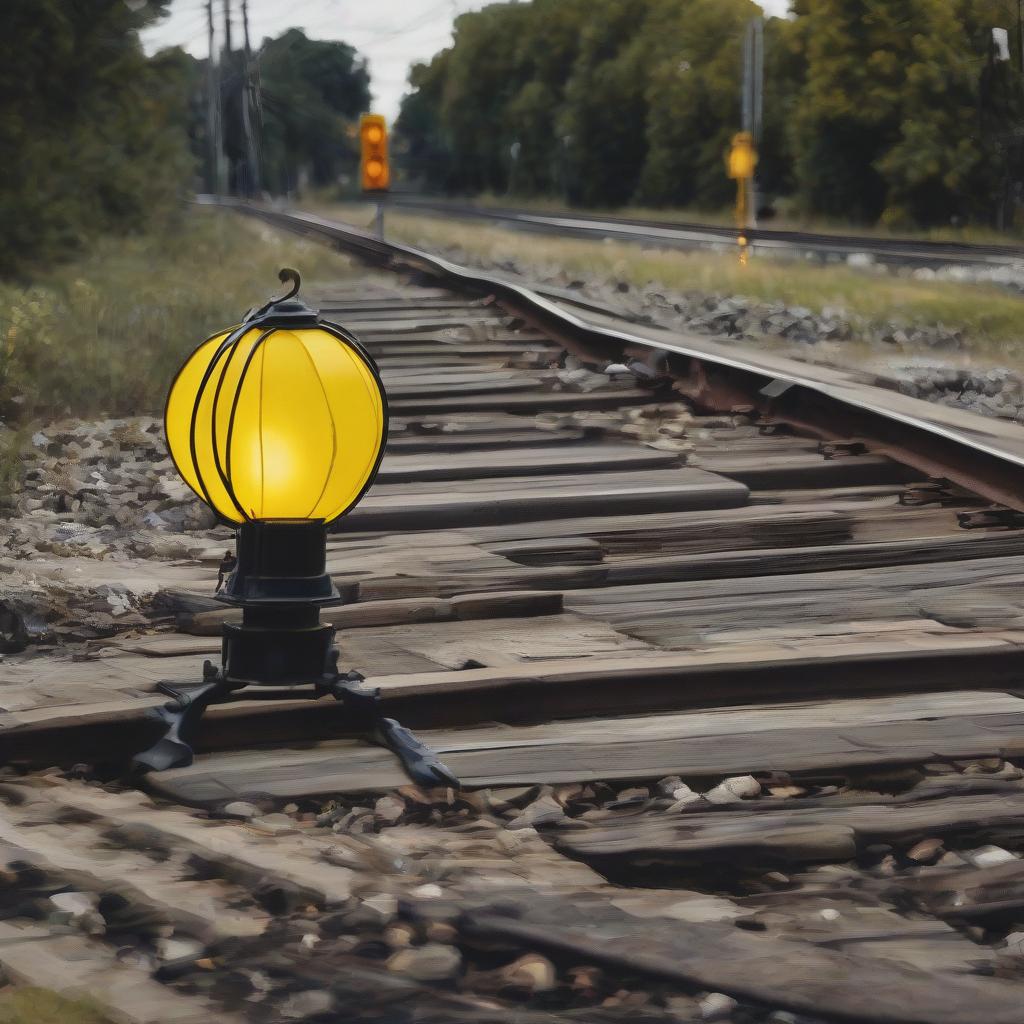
[440, 4, 535, 194]
[505, 0, 592, 196]
[559, 0, 652, 206]
[953, 0, 1024, 228]
[395, 53, 454, 189]
[0, 0, 192, 277]
[758, 14, 806, 203]
[150, 46, 208, 191]
[875, 7, 978, 225]
[394, 0, 1024, 228]
[258, 29, 371, 193]
[639, 0, 762, 209]
[395, 0, 593, 196]
[787, 0, 995, 226]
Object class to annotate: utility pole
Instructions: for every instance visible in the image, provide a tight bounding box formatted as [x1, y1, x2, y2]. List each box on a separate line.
[223, 0, 235, 194]
[240, 0, 261, 197]
[223, 0, 233, 57]
[740, 17, 764, 227]
[205, 0, 221, 195]
[508, 140, 521, 197]
[1019, 0, 1023, 73]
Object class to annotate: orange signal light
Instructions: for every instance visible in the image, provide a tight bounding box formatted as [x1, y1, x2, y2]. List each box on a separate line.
[360, 114, 390, 192]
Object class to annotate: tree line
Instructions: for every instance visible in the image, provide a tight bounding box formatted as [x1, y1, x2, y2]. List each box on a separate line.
[1, 1, 369, 278]
[1, 1, 190, 278]
[5, 0, 1022, 280]
[395, 0, 1024, 229]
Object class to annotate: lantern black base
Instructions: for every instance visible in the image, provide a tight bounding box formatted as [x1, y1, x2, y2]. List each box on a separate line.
[129, 520, 460, 788]
[130, 660, 459, 788]
[218, 519, 340, 608]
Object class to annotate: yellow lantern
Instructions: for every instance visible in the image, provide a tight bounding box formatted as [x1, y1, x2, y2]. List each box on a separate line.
[165, 268, 387, 525]
[133, 270, 456, 790]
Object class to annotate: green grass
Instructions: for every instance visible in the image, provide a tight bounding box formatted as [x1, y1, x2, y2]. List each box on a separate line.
[0, 208, 356, 424]
[0, 988, 111, 1024]
[320, 203, 1024, 359]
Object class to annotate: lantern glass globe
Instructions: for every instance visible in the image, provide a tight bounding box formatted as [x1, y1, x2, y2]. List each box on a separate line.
[165, 324, 386, 524]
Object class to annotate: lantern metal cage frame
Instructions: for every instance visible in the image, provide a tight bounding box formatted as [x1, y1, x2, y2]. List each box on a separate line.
[131, 270, 458, 789]
[164, 269, 389, 528]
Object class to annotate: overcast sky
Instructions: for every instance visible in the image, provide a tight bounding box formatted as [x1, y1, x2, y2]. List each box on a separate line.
[142, 0, 791, 122]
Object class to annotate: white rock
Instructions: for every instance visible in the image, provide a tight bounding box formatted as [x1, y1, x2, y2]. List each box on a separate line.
[362, 893, 398, 922]
[964, 845, 1017, 868]
[49, 891, 98, 918]
[156, 477, 194, 501]
[280, 989, 335, 1019]
[411, 883, 444, 899]
[49, 891, 104, 934]
[250, 813, 297, 836]
[157, 936, 204, 961]
[300, 933, 320, 950]
[661, 896, 744, 924]
[374, 795, 405, 825]
[669, 791, 703, 811]
[223, 801, 260, 819]
[700, 991, 738, 1020]
[847, 252, 875, 267]
[819, 908, 841, 921]
[1003, 930, 1024, 955]
[521, 794, 565, 825]
[704, 775, 760, 804]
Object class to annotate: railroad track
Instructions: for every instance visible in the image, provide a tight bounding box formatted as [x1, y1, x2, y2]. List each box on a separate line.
[382, 194, 1024, 269]
[3, 204, 1024, 1022]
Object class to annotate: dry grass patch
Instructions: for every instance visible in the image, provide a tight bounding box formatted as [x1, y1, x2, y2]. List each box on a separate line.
[0, 208, 356, 424]
[322, 203, 1024, 357]
[0, 988, 111, 1024]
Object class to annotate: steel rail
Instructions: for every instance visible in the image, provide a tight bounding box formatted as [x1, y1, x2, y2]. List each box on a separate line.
[382, 195, 1024, 268]
[229, 201, 1024, 512]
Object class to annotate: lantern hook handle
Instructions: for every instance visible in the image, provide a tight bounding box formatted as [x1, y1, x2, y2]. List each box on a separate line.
[275, 267, 301, 302]
[242, 268, 303, 324]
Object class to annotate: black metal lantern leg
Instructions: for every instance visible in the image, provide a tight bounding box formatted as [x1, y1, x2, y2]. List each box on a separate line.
[131, 520, 459, 789]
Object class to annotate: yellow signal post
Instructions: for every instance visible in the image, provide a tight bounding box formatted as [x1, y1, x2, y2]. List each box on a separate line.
[360, 113, 390, 192]
[360, 113, 389, 239]
[727, 131, 757, 265]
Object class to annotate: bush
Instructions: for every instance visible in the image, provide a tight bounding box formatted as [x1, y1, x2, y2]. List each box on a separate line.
[0, 210, 355, 423]
[0, 1, 192, 279]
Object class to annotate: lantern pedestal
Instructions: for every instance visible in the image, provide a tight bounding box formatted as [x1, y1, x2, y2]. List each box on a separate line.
[130, 520, 459, 788]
